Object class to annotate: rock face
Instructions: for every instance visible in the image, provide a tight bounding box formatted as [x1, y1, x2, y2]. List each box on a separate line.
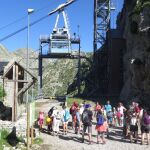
[119, 0, 150, 107]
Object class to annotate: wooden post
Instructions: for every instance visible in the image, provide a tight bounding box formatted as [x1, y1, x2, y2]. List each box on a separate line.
[31, 125, 34, 146]
[15, 65, 18, 121]
[27, 103, 30, 150]
[12, 65, 15, 122]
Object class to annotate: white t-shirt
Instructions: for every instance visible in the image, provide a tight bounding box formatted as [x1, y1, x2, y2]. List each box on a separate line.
[117, 106, 125, 115]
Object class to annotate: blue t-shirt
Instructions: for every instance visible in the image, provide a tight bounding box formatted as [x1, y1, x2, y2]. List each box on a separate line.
[105, 104, 112, 113]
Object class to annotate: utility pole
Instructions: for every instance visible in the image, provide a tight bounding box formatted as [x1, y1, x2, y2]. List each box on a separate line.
[27, 8, 34, 150]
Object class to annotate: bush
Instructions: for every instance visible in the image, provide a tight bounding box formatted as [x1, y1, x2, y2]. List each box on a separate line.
[0, 85, 6, 100]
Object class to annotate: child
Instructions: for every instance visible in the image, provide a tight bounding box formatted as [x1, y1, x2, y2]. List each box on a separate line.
[38, 111, 44, 131]
[129, 111, 138, 143]
[141, 110, 150, 145]
[62, 105, 70, 135]
[46, 115, 52, 132]
[95, 109, 107, 144]
[112, 107, 117, 126]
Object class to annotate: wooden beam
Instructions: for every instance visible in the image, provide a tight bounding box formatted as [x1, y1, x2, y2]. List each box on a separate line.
[3, 79, 29, 83]
[17, 79, 36, 96]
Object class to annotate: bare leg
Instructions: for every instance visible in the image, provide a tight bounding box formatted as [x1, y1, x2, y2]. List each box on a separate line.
[146, 133, 150, 145]
[88, 133, 92, 144]
[101, 132, 106, 144]
[134, 131, 138, 143]
[82, 127, 85, 143]
[130, 132, 133, 143]
[97, 132, 100, 143]
[141, 133, 145, 144]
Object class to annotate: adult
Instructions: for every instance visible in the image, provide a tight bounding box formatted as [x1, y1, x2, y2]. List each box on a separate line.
[75, 107, 81, 135]
[70, 101, 78, 129]
[81, 104, 93, 144]
[52, 108, 61, 136]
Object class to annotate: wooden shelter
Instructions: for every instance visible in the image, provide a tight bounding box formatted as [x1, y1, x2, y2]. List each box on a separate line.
[2, 61, 36, 121]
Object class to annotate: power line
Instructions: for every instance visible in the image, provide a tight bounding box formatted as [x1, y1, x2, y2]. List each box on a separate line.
[0, 16, 27, 31]
[0, 15, 49, 42]
[0, 0, 61, 31]
[0, 0, 77, 42]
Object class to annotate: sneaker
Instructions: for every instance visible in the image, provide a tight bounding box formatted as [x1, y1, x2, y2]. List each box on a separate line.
[88, 141, 92, 145]
[81, 139, 84, 143]
[134, 140, 138, 144]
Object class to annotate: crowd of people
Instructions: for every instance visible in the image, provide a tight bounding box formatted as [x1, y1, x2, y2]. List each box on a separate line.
[38, 100, 150, 145]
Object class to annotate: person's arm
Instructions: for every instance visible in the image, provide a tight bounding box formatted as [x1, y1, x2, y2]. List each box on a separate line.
[123, 106, 127, 112]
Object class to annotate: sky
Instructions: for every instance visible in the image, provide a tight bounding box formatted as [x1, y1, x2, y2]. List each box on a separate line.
[0, 0, 124, 53]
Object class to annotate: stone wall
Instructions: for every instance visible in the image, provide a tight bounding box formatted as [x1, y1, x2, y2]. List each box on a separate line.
[119, 0, 150, 107]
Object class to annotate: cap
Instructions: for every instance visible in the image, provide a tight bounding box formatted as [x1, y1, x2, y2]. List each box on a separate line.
[84, 104, 91, 109]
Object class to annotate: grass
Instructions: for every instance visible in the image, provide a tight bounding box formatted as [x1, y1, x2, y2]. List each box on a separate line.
[33, 137, 43, 145]
[66, 97, 95, 107]
[0, 129, 10, 150]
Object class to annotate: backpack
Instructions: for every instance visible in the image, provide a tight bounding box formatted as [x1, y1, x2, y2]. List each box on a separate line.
[70, 105, 76, 115]
[64, 109, 70, 121]
[97, 114, 104, 125]
[82, 110, 90, 125]
[48, 107, 54, 116]
[144, 115, 150, 125]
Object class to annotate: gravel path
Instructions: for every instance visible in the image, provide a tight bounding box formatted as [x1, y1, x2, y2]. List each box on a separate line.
[35, 100, 150, 150]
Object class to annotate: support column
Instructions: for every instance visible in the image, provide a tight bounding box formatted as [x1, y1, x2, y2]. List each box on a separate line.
[38, 44, 43, 96]
[77, 40, 81, 96]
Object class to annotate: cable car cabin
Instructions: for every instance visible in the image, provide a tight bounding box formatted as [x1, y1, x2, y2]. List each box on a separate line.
[49, 27, 71, 53]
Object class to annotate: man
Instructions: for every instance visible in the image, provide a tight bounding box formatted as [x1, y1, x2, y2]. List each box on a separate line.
[81, 104, 93, 144]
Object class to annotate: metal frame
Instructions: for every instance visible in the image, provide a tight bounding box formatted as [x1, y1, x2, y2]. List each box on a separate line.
[38, 38, 81, 97]
[94, 0, 115, 52]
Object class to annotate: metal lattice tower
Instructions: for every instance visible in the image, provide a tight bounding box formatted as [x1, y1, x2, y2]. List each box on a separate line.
[93, 0, 115, 52]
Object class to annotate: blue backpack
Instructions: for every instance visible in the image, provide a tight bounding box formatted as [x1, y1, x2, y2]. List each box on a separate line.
[97, 114, 104, 125]
[64, 109, 70, 121]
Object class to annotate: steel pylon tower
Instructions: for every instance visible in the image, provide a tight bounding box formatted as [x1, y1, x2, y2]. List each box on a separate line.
[93, 0, 115, 52]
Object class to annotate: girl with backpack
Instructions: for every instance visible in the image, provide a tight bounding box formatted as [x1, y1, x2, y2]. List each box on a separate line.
[62, 105, 70, 135]
[141, 109, 150, 145]
[95, 109, 107, 144]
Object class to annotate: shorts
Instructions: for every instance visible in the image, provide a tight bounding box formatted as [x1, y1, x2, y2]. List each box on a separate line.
[83, 125, 92, 134]
[76, 121, 80, 127]
[141, 125, 150, 133]
[130, 125, 138, 132]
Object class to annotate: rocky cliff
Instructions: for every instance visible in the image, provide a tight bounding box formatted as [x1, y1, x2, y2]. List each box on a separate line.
[119, 0, 150, 107]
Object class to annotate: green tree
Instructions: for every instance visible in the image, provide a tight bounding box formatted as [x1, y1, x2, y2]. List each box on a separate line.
[0, 85, 6, 100]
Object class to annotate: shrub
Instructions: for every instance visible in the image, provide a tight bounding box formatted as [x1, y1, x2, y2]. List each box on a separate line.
[0, 85, 6, 100]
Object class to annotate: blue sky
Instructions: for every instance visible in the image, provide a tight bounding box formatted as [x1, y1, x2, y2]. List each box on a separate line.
[0, 0, 124, 52]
